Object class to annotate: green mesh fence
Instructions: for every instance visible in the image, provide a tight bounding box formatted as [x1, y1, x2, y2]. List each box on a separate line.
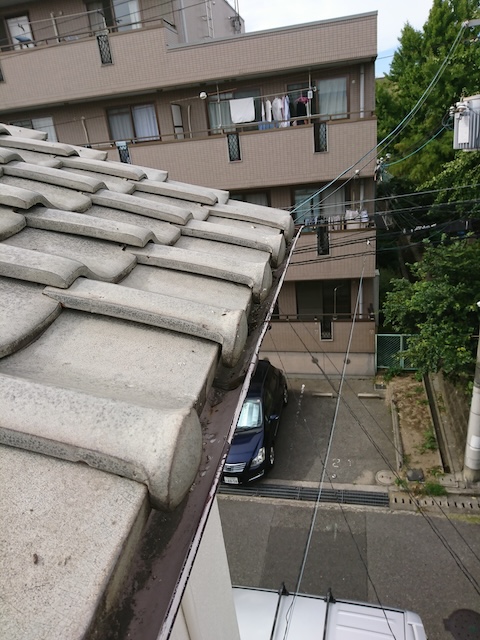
[376, 334, 416, 370]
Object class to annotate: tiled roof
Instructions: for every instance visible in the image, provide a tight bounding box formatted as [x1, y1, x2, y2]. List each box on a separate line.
[0, 125, 294, 638]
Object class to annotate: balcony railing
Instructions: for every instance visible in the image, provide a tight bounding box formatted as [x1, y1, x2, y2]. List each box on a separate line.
[90, 113, 375, 163]
[0, 7, 167, 53]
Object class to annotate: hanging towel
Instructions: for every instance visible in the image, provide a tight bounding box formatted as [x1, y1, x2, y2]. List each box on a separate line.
[280, 95, 290, 127]
[265, 99, 272, 122]
[272, 97, 283, 123]
[229, 97, 255, 124]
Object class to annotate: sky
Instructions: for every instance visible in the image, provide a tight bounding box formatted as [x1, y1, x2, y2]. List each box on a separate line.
[237, 0, 434, 76]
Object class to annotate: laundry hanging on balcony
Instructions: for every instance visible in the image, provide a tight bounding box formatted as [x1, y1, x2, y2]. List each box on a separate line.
[229, 97, 255, 124]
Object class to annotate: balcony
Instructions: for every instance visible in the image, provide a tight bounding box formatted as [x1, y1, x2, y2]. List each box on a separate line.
[0, 11, 376, 113]
[286, 226, 376, 280]
[102, 117, 377, 190]
[262, 315, 376, 353]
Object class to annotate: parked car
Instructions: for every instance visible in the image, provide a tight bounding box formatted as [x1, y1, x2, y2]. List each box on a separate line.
[223, 360, 288, 485]
[233, 586, 427, 640]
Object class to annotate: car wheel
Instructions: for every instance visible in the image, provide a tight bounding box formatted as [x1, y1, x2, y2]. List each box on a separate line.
[283, 384, 289, 405]
[268, 444, 275, 468]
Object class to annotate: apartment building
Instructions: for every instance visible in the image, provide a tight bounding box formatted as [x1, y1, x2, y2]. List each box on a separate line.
[0, 1, 378, 375]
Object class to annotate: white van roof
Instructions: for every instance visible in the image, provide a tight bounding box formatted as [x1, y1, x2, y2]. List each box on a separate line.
[233, 586, 427, 640]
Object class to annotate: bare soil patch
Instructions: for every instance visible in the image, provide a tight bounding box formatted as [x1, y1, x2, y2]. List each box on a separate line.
[383, 373, 443, 479]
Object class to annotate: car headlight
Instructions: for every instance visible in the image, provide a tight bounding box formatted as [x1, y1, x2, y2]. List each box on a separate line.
[251, 447, 265, 468]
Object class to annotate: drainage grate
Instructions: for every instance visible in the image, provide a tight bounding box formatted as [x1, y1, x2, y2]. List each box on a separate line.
[219, 483, 390, 507]
[391, 493, 480, 512]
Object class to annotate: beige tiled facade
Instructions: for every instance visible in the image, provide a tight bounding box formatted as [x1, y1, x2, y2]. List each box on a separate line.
[0, 1, 378, 375]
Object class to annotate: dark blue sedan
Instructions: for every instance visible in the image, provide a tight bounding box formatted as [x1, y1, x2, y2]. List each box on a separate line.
[223, 360, 288, 484]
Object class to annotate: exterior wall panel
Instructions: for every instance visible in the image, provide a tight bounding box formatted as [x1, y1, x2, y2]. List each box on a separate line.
[262, 320, 375, 354]
[287, 230, 376, 281]
[118, 120, 376, 189]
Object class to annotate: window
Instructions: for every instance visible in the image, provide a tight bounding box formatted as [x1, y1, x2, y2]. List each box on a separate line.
[86, 2, 113, 33]
[170, 104, 184, 140]
[296, 281, 323, 320]
[317, 77, 348, 120]
[86, 1, 140, 32]
[230, 192, 269, 206]
[10, 117, 57, 142]
[207, 88, 261, 134]
[5, 15, 34, 49]
[296, 279, 351, 339]
[107, 104, 160, 142]
[112, 0, 141, 31]
[227, 133, 241, 162]
[292, 185, 346, 227]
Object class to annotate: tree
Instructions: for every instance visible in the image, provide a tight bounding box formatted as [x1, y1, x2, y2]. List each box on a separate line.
[382, 236, 480, 377]
[422, 150, 480, 221]
[377, 0, 480, 187]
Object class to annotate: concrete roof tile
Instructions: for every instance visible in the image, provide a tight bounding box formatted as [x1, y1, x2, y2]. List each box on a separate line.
[131, 242, 272, 302]
[167, 180, 230, 204]
[209, 201, 295, 241]
[61, 166, 136, 194]
[134, 190, 210, 220]
[0, 124, 46, 139]
[182, 218, 286, 267]
[122, 264, 252, 314]
[0, 209, 26, 241]
[86, 204, 180, 245]
[0, 147, 63, 167]
[0, 445, 148, 640]
[44, 278, 248, 367]
[26, 207, 154, 247]
[0, 148, 24, 164]
[3, 162, 106, 193]
[0, 374, 202, 509]
[60, 156, 147, 180]
[5, 228, 136, 283]
[91, 189, 193, 225]
[0, 310, 219, 412]
[70, 146, 108, 160]
[0, 278, 61, 358]
[0, 135, 79, 156]
[0, 175, 92, 211]
[0, 243, 89, 287]
[0, 183, 49, 209]
[134, 179, 218, 205]
[130, 164, 168, 181]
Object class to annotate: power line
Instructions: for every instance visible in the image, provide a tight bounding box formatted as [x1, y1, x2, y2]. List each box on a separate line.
[289, 21, 467, 218]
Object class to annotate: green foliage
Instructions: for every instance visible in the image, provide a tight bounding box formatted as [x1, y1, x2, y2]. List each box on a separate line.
[422, 151, 480, 220]
[382, 237, 480, 377]
[417, 428, 438, 453]
[428, 465, 445, 477]
[421, 480, 448, 497]
[376, 0, 480, 187]
[395, 476, 409, 490]
[383, 366, 403, 382]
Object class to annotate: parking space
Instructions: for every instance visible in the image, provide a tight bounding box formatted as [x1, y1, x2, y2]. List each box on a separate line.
[260, 376, 396, 488]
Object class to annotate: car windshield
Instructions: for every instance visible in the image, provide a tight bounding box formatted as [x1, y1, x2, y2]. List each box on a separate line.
[236, 399, 262, 431]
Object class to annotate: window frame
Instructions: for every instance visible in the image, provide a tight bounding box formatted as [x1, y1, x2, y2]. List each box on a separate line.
[106, 103, 160, 143]
[315, 75, 349, 121]
[9, 116, 58, 142]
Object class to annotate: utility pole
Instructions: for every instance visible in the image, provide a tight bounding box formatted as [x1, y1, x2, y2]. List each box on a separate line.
[464, 307, 480, 482]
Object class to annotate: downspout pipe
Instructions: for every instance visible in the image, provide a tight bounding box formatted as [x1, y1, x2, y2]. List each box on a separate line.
[360, 64, 365, 118]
